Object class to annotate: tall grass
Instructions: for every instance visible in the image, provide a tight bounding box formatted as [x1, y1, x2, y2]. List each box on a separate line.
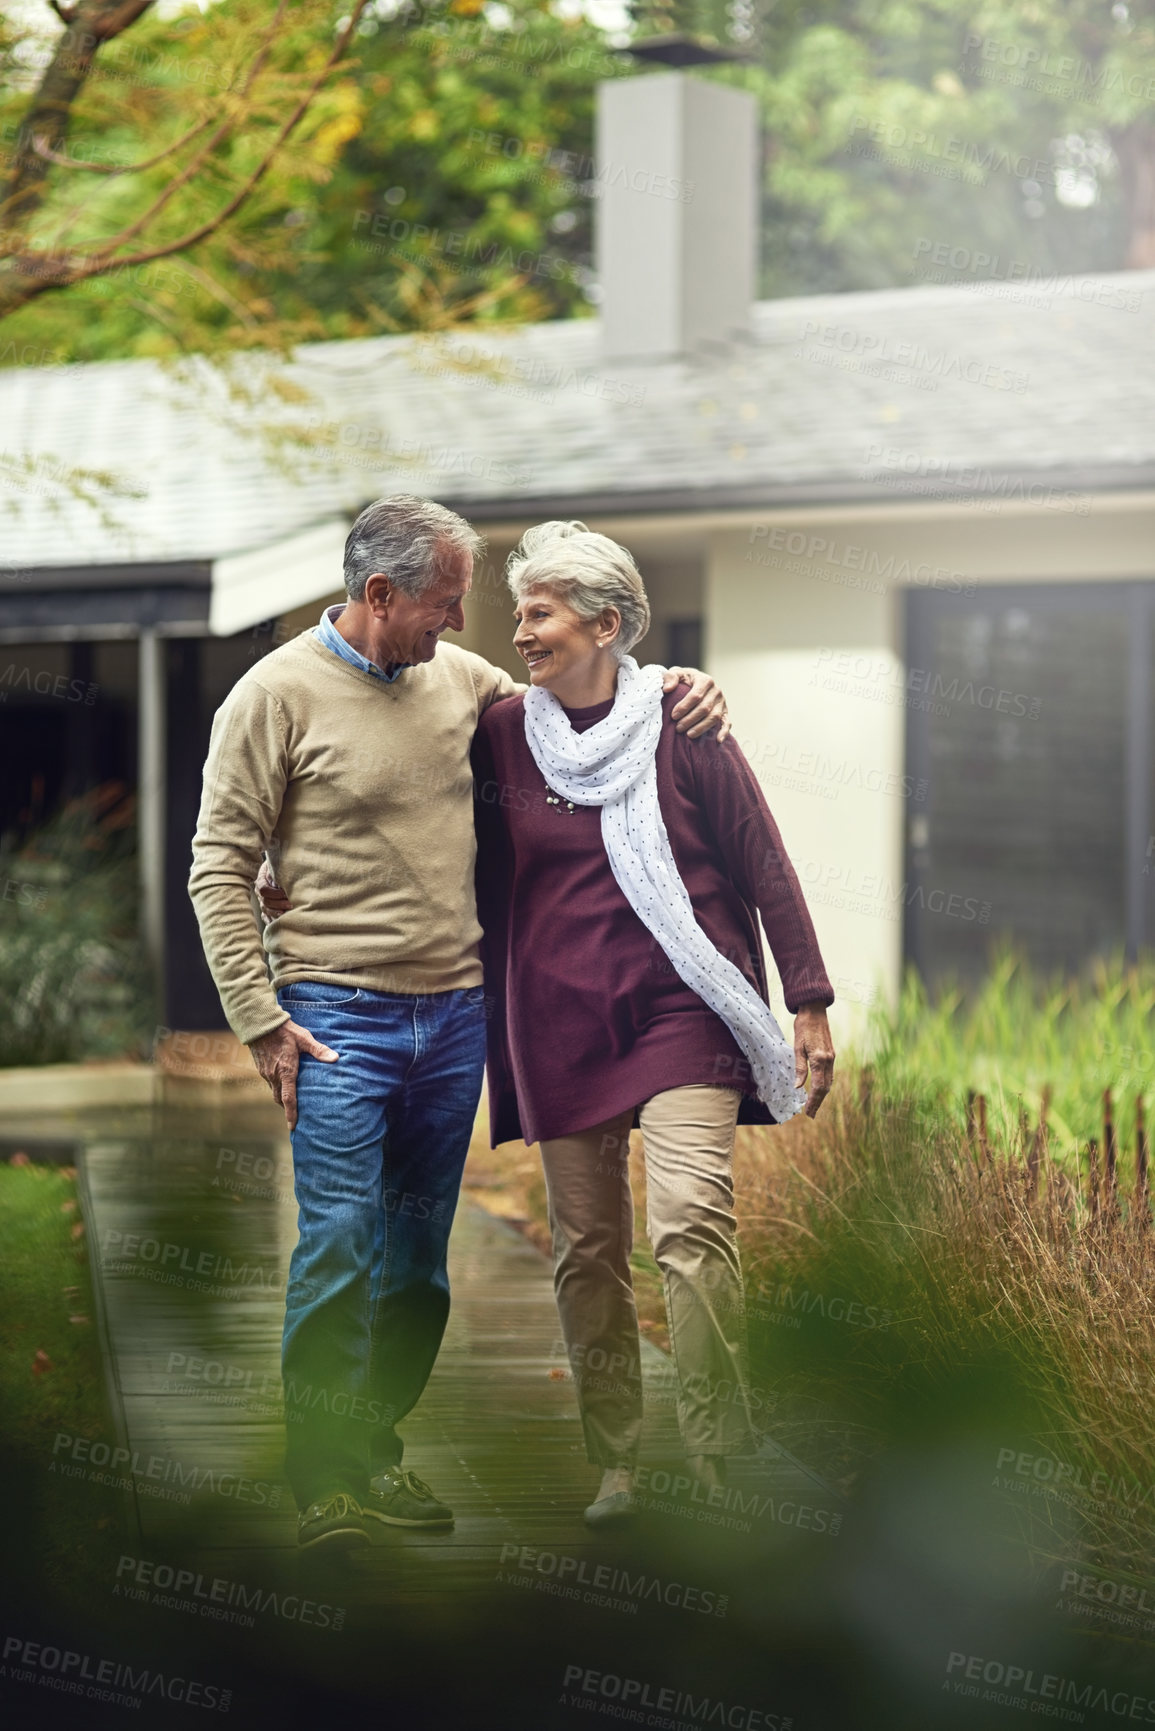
[0, 786, 154, 1067]
[735, 1076, 1155, 1573]
[862, 944, 1155, 1171]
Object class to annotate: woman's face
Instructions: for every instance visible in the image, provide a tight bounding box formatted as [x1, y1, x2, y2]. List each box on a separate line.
[512, 585, 619, 690]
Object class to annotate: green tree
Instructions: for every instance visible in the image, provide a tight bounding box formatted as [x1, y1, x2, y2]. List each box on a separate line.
[0, 0, 376, 351]
[2, 0, 1152, 367]
[263, 0, 621, 339]
[0, 0, 620, 365]
[707, 0, 1155, 295]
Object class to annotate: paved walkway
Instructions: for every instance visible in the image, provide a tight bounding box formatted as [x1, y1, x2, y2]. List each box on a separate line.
[72, 1097, 840, 1571]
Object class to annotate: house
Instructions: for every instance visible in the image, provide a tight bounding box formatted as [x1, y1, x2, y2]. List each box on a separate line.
[2, 69, 1154, 1045]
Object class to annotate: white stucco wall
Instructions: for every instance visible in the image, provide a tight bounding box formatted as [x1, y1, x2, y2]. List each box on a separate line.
[703, 492, 1155, 1052]
[706, 527, 904, 1053]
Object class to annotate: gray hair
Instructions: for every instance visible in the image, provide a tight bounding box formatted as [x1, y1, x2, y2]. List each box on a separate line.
[344, 494, 484, 601]
[505, 521, 651, 657]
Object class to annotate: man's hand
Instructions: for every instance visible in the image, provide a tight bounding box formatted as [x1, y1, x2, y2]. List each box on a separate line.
[793, 1002, 835, 1118]
[255, 857, 292, 924]
[664, 667, 730, 742]
[249, 1020, 337, 1131]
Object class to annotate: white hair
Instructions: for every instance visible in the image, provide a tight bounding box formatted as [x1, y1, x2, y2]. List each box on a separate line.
[344, 494, 483, 601]
[505, 521, 651, 657]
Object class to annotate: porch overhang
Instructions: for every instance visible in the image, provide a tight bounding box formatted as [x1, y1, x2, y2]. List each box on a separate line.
[209, 517, 349, 636]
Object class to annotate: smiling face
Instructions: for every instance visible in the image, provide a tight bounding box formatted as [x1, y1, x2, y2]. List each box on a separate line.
[366, 542, 473, 665]
[512, 584, 621, 699]
[516, 588, 619, 682]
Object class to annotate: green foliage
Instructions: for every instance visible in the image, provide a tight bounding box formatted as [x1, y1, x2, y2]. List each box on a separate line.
[0, 787, 154, 1068]
[1, 0, 1151, 360]
[0, 0, 618, 365]
[861, 943, 1155, 1170]
[288, 1, 620, 335]
[723, 0, 1152, 295]
[743, 1098, 1046, 1463]
[0, 0, 378, 357]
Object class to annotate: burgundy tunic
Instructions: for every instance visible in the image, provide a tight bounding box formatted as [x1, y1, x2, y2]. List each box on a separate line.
[471, 688, 834, 1147]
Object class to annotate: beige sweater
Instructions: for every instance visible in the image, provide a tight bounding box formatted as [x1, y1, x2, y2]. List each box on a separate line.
[188, 631, 520, 1045]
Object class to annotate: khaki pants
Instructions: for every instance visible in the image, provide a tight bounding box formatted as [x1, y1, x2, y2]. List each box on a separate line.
[539, 1084, 755, 1466]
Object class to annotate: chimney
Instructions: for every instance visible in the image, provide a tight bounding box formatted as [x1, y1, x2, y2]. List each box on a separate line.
[595, 71, 759, 362]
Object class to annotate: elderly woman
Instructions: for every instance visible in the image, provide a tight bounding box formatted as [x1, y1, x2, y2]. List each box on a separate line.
[470, 521, 835, 1526]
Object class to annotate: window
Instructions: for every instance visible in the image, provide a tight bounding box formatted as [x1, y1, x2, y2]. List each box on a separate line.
[666, 618, 703, 670]
[904, 582, 1148, 988]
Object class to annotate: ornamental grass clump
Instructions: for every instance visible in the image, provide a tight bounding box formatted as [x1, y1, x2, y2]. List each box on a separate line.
[735, 1071, 1155, 1577]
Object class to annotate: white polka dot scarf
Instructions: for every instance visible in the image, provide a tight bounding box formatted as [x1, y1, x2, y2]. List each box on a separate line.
[522, 656, 807, 1123]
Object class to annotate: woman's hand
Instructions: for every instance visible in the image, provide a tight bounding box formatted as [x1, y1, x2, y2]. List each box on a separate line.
[793, 1003, 835, 1117]
[255, 857, 293, 926]
[663, 667, 731, 743]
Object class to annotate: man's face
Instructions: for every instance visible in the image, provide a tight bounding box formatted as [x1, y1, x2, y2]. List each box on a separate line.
[374, 544, 473, 665]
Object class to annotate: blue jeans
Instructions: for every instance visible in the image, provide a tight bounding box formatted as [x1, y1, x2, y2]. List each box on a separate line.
[276, 981, 487, 1508]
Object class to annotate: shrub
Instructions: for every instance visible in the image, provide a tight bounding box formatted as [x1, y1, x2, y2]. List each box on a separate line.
[0, 785, 154, 1067]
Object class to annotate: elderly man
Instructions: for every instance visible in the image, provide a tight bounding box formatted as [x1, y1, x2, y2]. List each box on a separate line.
[189, 494, 728, 1551]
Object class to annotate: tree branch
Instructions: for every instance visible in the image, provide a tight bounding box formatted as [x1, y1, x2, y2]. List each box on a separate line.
[0, 0, 371, 321]
[69, 1, 367, 271]
[88, 0, 158, 39]
[0, 0, 155, 233]
[87, 0, 292, 258]
[30, 111, 215, 176]
[169, 255, 260, 329]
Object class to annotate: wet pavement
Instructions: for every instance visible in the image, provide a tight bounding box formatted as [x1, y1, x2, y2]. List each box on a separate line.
[73, 1100, 840, 1569]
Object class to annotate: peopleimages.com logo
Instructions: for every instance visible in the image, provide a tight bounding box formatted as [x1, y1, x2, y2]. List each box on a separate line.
[498, 1544, 728, 1617]
[945, 1650, 1155, 1720]
[115, 1555, 345, 1632]
[3, 1634, 231, 1713]
[52, 1432, 282, 1508]
[559, 1663, 792, 1729]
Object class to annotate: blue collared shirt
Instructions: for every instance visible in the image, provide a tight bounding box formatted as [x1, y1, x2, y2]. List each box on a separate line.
[314, 604, 405, 684]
